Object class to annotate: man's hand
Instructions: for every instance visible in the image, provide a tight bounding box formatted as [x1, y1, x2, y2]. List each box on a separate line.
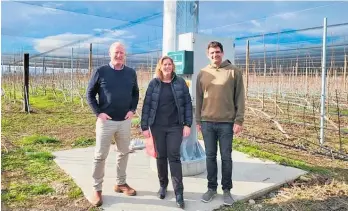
[142, 130, 151, 138]
[98, 113, 112, 121]
[183, 126, 191, 137]
[233, 124, 243, 135]
[125, 111, 134, 120]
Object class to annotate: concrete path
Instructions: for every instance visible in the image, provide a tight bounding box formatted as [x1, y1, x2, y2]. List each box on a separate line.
[53, 143, 306, 211]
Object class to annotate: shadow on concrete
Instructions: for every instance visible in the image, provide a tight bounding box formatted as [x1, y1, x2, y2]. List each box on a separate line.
[100, 190, 244, 210]
[166, 159, 304, 185]
[54, 152, 303, 184]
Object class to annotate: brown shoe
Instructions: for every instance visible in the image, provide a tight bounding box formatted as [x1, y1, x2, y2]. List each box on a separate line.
[91, 191, 103, 207]
[114, 183, 137, 196]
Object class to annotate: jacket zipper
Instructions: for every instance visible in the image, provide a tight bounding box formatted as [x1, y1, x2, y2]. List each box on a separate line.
[171, 81, 182, 124]
[152, 80, 161, 125]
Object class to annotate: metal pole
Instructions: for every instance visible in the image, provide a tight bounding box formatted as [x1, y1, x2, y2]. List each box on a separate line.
[320, 18, 327, 145]
[162, 0, 177, 56]
[71, 47, 74, 102]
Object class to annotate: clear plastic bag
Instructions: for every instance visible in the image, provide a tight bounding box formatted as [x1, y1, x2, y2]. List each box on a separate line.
[129, 139, 146, 150]
[180, 136, 206, 162]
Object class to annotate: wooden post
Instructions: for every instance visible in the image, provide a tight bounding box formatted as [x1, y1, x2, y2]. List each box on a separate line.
[245, 40, 249, 100]
[89, 43, 93, 77]
[263, 62, 266, 110]
[344, 54, 347, 91]
[263, 35, 266, 109]
[295, 58, 298, 77]
[151, 54, 153, 77]
[305, 58, 308, 97]
[71, 48, 74, 102]
[23, 53, 30, 113]
[336, 90, 342, 152]
[278, 64, 281, 95]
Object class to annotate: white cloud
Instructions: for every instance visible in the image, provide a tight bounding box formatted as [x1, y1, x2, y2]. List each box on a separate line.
[278, 12, 296, 20]
[41, 2, 63, 9]
[251, 20, 261, 27]
[93, 29, 129, 37]
[33, 30, 133, 56]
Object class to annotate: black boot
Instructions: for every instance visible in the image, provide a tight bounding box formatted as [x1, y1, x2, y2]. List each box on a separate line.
[176, 194, 185, 209]
[157, 187, 167, 199]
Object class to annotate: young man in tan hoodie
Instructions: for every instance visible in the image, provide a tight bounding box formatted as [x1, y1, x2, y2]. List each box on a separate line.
[196, 41, 245, 206]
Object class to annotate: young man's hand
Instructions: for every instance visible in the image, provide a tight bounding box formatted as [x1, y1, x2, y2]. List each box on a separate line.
[233, 124, 243, 135]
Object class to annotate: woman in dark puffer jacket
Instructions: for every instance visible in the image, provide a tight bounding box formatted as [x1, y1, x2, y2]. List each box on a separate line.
[141, 56, 193, 209]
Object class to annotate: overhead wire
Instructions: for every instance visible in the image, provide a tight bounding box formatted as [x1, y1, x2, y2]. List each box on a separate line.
[199, 2, 346, 32]
[9, 11, 162, 64]
[10, 1, 163, 28]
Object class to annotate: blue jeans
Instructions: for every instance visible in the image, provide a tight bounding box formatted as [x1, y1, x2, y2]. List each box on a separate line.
[201, 121, 233, 191]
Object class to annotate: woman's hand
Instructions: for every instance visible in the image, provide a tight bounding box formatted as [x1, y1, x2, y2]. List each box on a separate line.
[183, 126, 191, 137]
[143, 130, 151, 138]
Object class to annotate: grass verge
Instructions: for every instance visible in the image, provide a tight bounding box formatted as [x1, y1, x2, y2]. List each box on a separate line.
[233, 138, 330, 175]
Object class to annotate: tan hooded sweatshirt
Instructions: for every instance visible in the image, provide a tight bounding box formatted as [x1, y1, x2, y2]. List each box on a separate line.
[196, 59, 245, 125]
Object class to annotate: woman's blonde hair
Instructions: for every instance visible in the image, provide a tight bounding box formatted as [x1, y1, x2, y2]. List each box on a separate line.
[155, 56, 176, 81]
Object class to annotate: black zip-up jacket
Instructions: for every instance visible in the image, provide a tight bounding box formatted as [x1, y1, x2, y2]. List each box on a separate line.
[141, 74, 193, 131]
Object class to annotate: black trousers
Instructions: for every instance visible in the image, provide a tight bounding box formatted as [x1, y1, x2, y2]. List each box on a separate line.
[151, 125, 183, 195]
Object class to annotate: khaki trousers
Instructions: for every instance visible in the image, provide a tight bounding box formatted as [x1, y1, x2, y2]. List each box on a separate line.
[92, 118, 131, 191]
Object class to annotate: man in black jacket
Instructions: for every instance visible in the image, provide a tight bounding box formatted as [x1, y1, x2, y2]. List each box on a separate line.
[86, 42, 139, 206]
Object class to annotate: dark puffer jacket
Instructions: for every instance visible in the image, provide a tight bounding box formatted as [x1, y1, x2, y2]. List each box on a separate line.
[141, 74, 193, 131]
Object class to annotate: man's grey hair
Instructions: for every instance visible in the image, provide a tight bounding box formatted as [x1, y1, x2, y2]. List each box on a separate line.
[109, 42, 126, 53]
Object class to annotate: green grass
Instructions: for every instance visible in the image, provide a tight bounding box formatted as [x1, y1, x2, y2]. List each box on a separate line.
[328, 107, 348, 116]
[131, 117, 141, 127]
[233, 138, 330, 174]
[72, 137, 95, 147]
[2, 150, 27, 171]
[1, 136, 84, 208]
[68, 187, 83, 199]
[2, 87, 89, 113]
[18, 135, 60, 146]
[30, 94, 62, 109]
[341, 109, 348, 116]
[27, 151, 55, 161]
[2, 182, 54, 204]
[199, 131, 329, 174]
[2, 147, 83, 206]
[1, 90, 95, 209]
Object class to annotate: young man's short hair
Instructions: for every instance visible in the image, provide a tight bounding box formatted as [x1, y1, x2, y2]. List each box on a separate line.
[207, 41, 224, 53]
